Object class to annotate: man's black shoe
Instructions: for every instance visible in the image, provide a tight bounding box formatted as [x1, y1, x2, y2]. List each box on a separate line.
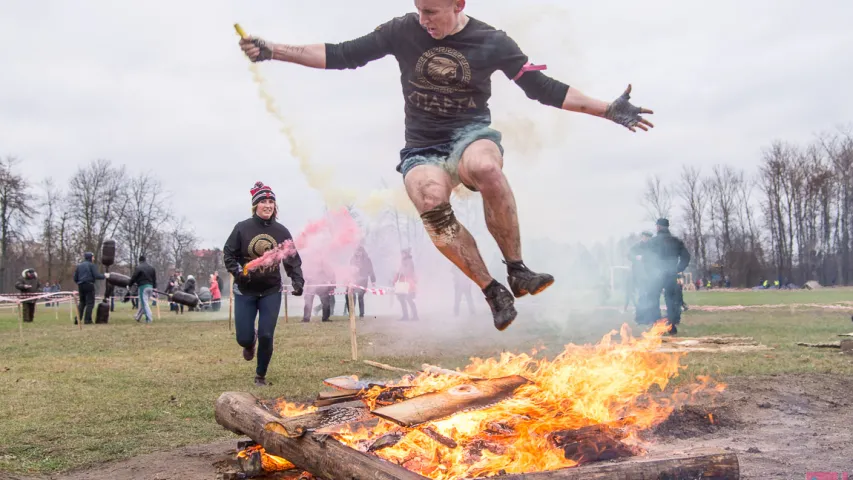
[505, 261, 554, 298]
[483, 280, 517, 331]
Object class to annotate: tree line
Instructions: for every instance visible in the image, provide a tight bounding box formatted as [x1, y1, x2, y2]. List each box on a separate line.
[641, 126, 853, 287]
[0, 157, 206, 292]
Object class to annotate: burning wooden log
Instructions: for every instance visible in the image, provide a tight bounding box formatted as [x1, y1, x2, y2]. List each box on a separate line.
[484, 449, 739, 479]
[372, 375, 530, 427]
[313, 389, 362, 407]
[215, 391, 428, 480]
[548, 423, 639, 465]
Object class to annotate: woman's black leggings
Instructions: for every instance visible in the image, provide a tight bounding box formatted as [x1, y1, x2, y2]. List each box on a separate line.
[234, 292, 282, 377]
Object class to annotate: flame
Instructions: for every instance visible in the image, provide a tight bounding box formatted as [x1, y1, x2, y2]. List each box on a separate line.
[236, 444, 296, 472]
[235, 400, 317, 473]
[329, 320, 724, 479]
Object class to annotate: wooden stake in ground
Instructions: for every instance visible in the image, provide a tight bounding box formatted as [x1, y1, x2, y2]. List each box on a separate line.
[156, 294, 161, 321]
[228, 275, 234, 332]
[348, 289, 357, 361]
[283, 291, 288, 324]
[18, 303, 23, 339]
[68, 294, 79, 330]
[214, 392, 426, 480]
[363, 360, 416, 374]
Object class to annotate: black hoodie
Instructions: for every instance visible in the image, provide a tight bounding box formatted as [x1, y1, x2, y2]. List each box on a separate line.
[223, 215, 305, 296]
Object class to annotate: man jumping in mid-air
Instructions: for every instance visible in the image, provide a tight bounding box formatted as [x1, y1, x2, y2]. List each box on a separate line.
[239, 0, 654, 331]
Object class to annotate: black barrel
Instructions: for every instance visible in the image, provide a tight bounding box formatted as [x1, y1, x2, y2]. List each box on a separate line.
[106, 272, 131, 288]
[101, 239, 116, 267]
[170, 291, 200, 308]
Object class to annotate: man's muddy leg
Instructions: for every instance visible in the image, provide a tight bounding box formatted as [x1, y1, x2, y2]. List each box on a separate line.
[457, 139, 521, 262]
[403, 165, 492, 289]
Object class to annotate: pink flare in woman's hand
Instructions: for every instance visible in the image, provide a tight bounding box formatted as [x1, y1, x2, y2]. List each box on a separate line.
[243, 240, 297, 274]
[242, 208, 362, 274]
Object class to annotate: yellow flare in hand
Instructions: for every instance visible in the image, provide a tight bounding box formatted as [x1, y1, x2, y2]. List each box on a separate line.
[234, 23, 247, 38]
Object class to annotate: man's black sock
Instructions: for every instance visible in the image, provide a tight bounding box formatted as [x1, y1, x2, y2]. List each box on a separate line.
[482, 279, 500, 294]
[505, 260, 526, 274]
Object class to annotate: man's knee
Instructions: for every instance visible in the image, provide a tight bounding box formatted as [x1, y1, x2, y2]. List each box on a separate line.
[420, 201, 462, 247]
[460, 140, 505, 188]
[404, 166, 452, 212]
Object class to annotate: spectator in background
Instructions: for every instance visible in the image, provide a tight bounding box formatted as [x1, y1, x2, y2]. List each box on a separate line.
[182, 275, 198, 312]
[348, 246, 376, 318]
[303, 260, 335, 323]
[73, 252, 104, 325]
[452, 265, 475, 317]
[165, 271, 182, 313]
[210, 272, 222, 312]
[129, 255, 157, 324]
[393, 249, 419, 322]
[42, 282, 52, 307]
[15, 268, 41, 323]
[645, 218, 691, 334]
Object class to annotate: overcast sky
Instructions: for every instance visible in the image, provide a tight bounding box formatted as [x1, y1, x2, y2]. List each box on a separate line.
[2, 0, 852, 251]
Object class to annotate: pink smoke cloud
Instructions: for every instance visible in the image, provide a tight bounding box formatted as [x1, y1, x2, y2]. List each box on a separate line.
[243, 208, 362, 277]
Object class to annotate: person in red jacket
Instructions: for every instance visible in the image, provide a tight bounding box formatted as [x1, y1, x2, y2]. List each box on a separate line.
[209, 272, 222, 312]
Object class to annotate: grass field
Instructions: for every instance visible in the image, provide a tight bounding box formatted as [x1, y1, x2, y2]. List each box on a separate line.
[1, 288, 852, 474]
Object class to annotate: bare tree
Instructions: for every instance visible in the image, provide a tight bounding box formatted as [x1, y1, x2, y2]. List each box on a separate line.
[39, 178, 61, 281]
[67, 159, 129, 257]
[676, 165, 708, 275]
[168, 217, 198, 272]
[0, 156, 35, 290]
[118, 173, 172, 270]
[642, 174, 672, 222]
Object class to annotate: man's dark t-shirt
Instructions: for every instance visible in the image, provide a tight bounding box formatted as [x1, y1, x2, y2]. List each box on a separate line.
[325, 13, 569, 152]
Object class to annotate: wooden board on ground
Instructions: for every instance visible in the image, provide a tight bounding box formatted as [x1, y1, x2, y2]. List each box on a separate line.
[839, 332, 853, 337]
[796, 341, 841, 349]
[482, 448, 739, 480]
[314, 389, 362, 407]
[657, 336, 771, 354]
[371, 375, 530, 428]
[657, 344, 773, 353]
[214, 392, 426, 480]
[660, 336, 756, 344]
[324, 375, 387, 391]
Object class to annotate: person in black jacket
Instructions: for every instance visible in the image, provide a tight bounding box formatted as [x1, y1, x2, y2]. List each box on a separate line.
[223, 181, 305, 386]
[347, 246, 376, 318]
[645, 219, 691, 334]
[129, 255, 157, 323]
[15, 268, 41, 323]
[73, 252, 105, 324]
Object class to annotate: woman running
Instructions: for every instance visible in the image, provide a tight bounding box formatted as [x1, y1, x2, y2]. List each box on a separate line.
[223, 182, 305, 386]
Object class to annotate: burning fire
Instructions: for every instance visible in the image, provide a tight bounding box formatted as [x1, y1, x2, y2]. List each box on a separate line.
[241, 321, 725, 478]
[236, 444, 296, 471]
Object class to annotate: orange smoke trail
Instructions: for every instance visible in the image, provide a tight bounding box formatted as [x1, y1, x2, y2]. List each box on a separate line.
[243, 61, 417, 216]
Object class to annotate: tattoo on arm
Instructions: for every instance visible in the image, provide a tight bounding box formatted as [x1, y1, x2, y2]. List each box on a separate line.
[274, 45, 307, 62]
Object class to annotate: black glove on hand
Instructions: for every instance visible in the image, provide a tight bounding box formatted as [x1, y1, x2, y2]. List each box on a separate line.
[604, 84, 654, 132]
[250, 37, 274, 62]
[291, 281, 304, 297]
[234, 270, 252, 288]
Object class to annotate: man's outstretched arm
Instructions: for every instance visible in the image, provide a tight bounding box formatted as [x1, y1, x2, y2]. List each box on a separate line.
[239, 22, 396, 70]
[561, 84, 655, 132]
[240, 38, 327, 68]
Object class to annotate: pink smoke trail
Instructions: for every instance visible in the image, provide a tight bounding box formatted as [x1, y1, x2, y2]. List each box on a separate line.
[242, 208, 362, 274]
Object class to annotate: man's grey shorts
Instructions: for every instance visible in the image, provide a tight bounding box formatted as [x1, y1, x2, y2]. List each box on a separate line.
[396, 125, 504, 191]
